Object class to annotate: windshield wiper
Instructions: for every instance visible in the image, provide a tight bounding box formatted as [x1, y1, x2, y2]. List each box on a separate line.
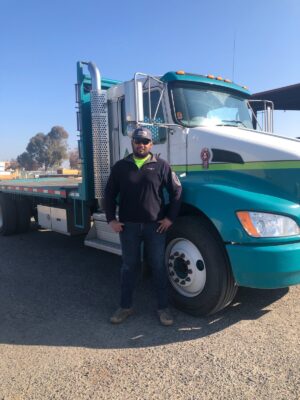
[217, 120, 247, 128]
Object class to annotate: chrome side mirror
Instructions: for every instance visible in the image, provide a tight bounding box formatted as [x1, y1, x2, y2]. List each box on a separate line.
[124, 80, 144, 123]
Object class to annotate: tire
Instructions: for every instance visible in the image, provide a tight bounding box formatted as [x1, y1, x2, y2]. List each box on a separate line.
[16, 198, 32, 233]
[165, 216, 237, 316]
[0, 193, 17, 236]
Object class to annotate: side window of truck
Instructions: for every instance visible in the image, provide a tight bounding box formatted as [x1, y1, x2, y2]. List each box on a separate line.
[121, 90, 167, 144]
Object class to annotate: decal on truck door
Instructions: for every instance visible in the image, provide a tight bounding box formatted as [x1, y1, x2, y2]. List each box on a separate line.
[200, 148, 211, 169]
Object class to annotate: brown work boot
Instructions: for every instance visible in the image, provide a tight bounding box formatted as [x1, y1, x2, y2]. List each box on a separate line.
[110, 307, 134, 324]
[157, 308, 174, 326]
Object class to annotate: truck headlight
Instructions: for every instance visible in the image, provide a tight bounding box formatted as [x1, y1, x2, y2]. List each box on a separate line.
[236, 211, 300, 237]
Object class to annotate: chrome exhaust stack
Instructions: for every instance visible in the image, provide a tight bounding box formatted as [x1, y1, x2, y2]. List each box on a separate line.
[87, 61, 110, 210]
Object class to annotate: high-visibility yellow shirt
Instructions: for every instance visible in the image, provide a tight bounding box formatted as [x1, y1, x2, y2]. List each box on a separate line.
[133, 154, 151, 169]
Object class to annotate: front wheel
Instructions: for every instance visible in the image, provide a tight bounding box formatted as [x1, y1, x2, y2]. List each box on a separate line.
[165, 216, 237, 316]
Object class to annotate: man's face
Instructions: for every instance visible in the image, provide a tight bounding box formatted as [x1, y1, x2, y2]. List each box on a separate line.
[132, 138, 153, 158]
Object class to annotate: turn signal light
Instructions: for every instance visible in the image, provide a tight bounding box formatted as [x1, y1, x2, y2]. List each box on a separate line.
[236, 211, 260, 237]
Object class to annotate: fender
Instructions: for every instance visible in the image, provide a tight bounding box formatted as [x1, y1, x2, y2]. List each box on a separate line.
[179, 170, 300, 244]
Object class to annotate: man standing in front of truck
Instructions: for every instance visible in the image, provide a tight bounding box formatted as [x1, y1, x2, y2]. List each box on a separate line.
[105, 127, 182, 326]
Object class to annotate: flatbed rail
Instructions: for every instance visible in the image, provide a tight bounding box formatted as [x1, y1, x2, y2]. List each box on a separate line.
[0, 177, 81, 199]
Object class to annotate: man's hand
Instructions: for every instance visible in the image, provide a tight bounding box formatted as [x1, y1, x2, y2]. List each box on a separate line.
[157, 218, 173, 233]
[109, 219, 124, 233]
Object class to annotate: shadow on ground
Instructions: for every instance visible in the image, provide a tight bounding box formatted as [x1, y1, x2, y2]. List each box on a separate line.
[0, 228, 289, 349]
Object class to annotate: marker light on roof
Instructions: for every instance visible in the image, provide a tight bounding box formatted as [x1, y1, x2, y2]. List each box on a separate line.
[216, 76, 223, 81]
[224, 79, 232, 83]
[207, 74, 215, 79]
[176, 70, 185, 75]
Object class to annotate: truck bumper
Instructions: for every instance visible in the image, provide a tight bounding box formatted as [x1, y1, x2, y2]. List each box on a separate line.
[226, 241, 300, 288]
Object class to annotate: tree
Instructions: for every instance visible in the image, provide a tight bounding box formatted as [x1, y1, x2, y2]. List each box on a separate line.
[5, 159, 19, 171]
[26, 132, 47, 169]
[17, 152, 39, 171]
[17, 126, 69, 171]
[44, 126, 69, 170]
[69, 148, 80, 169]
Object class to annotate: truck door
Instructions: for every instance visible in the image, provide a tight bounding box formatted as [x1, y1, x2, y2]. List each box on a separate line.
[168, 126, 188, 172]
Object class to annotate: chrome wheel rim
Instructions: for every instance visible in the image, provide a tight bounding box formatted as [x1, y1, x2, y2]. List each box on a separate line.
[165, 238, 206, 297]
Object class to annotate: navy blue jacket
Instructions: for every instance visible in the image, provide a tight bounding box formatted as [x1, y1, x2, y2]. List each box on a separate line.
[104, 153, 182, 223]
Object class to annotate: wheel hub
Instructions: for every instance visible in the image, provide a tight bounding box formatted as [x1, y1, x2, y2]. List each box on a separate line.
[173, 257, 188, 279]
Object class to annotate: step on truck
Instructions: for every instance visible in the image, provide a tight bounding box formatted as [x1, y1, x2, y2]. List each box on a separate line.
[1, 61, 300, 316]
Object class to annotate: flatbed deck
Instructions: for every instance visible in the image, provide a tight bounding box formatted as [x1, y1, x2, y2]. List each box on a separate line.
[0, 177, 82, 199]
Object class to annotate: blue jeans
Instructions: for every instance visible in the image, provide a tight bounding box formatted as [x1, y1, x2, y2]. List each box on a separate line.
[119, 222, 168, 310]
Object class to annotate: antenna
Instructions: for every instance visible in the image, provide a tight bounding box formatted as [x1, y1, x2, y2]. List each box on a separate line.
[232, 30, 236, 81]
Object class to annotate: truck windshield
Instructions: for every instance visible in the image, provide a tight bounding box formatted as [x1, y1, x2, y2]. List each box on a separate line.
[170, 82, 253, 129]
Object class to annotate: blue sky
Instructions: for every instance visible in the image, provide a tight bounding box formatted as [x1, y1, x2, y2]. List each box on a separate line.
[1, 0, 300, 161]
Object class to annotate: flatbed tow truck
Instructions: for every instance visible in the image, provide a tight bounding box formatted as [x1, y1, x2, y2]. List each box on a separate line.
[0, 61, 299, 316]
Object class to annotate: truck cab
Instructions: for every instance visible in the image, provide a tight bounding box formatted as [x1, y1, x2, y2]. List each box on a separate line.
[77, 62, 300, 316]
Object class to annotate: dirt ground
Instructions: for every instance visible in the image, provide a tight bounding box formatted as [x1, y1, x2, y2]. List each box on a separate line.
[0, 228, 299, 399]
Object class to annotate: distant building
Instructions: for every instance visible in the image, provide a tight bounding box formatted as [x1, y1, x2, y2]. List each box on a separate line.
[0, 161, 18, 180]
[0, 161, 6, 172]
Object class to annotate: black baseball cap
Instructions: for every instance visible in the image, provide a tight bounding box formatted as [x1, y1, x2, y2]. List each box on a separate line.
[132, 127, 152, 141]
